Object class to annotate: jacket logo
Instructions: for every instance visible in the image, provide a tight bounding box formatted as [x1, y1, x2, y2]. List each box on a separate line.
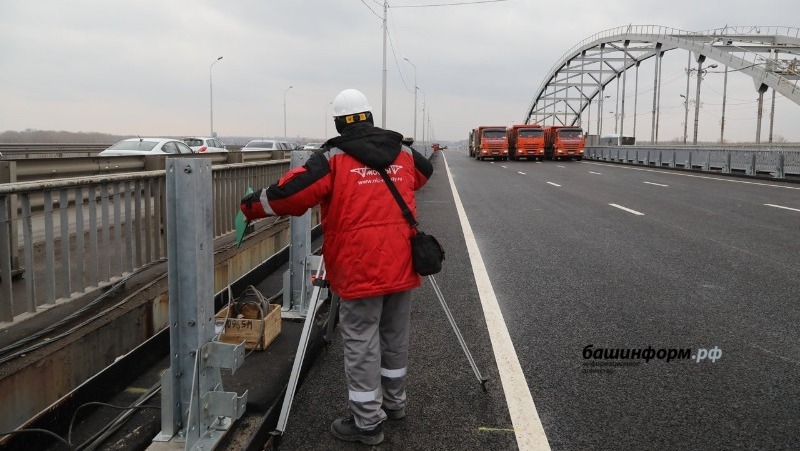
[350, 165, 402, 177]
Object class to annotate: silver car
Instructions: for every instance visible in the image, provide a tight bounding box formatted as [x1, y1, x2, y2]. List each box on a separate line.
[98, 138, 195, 156]
[242, 140, 281, 151]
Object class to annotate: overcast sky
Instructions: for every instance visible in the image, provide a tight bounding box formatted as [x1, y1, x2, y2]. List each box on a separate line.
[1, 0, 799, 143]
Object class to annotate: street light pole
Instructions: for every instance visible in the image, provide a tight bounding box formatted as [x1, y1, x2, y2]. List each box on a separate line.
[381, 0, 388, 128]
[209, 56, 223, 136]
[403, 57, 417, 142]
[284, 85, 293, 140]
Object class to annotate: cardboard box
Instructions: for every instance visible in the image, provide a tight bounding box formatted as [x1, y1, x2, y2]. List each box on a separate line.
[215, 303, 281, 351]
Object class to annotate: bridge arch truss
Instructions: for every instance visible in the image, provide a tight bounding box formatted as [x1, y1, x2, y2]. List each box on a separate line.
[525, 25, 800, 143]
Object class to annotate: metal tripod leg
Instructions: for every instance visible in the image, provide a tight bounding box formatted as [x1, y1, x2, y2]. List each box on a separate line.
[428, 275, 489, 392]
[324, 293, 340, 343]
[274, 258, 326, 435]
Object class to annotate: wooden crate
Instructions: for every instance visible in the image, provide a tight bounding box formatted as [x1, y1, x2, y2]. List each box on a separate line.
[215, 303, 281, 351]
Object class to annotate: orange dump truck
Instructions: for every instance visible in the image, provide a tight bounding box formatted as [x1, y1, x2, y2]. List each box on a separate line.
[543, 126, 585, 161]
[508, 124, 545, 161]
[472, 126, 509, 161]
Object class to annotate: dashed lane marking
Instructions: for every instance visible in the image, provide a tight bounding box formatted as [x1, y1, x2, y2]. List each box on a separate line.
[764, 203, 800, 212]
[442, 152, 551, 451]
[518, 171, 526, 175]
[589, 171, 602, 175]
[609, 203, 645, 216]
[546, 182, 561, 187]
[585, 162, 800, 190]
[643, 181, 669, 187]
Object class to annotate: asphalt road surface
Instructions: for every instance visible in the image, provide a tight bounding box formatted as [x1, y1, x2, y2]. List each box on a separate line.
[279, 149, 800, 450]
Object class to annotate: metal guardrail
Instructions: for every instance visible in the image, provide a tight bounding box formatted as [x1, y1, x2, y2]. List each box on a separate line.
[0, 160, 290, 324]
[584, 145, 800, 178]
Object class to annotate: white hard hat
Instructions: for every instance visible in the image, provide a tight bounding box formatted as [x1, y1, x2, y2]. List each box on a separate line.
[332, 89, 372, 117]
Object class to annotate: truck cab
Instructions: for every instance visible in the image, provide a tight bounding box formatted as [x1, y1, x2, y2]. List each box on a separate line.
[474, 126, 509, 161]
[508, 124, 545, 161]
[544, 126, 585, 161]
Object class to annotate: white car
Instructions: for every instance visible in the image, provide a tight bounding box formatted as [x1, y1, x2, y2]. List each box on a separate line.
[183, 137, 227, 153]
[302, 142, 323, 149]
[99, 138, 196, 156]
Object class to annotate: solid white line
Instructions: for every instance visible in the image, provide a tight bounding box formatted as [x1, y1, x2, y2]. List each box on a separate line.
[643, 181, 669, 187]
[518, 171, 526, 175]
[585, 162, 800, 190]
[765, 203, 800, 212]
[589, 171, 602, 175]
[609, 203, 645, 216]
[442, 153, 551, 450]
[546, 182, 561, 187]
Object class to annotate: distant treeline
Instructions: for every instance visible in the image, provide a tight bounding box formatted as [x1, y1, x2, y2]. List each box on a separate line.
[0, 130, 126, 144]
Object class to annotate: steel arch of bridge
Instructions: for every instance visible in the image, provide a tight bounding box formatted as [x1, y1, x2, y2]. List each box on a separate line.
[525, 25, 800, 140]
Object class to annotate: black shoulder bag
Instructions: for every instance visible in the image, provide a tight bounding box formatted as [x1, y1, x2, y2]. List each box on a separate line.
[376, 168, 445, 276]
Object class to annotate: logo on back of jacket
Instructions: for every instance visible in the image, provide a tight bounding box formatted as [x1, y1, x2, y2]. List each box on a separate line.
[350, 165, 404, 185]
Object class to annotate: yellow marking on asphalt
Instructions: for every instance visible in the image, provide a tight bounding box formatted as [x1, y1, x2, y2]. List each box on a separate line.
[125, 387, 150, 395]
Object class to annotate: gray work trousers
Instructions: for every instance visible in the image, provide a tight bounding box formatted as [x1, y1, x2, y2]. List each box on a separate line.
[339, 290, 412, 430]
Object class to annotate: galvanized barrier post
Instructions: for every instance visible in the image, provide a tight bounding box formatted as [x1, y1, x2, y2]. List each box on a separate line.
[723, 153, 732, 173]
[155, 158, 247, 450]
[670, 152, 676, 168]
[747, 152, 756, 176]
[687, 152, 693, 170]
[776, 153, 785, 179]
[704, 153, 711, 171]
[635, 150, 640, 165]
[625, 149, 629, 163]
[645, 150, 651, 166]
[657, 150, 663, 167]
[282, 150, 327, 318]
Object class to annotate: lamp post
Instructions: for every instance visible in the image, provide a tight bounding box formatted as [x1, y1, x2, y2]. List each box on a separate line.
[209, 56, 223, 137]
[283, 85, 293, 140]
[403, 57, 418, 142]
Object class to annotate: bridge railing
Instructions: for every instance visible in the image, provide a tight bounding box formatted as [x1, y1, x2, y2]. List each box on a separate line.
[585, 145, 800, 179]
[0, 160, 289, 324]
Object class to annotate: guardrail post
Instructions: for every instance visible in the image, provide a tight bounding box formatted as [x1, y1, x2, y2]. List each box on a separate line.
[635, 150, 640, 165]
[670, 152, 676, 168]
[0, 195, 13, 322]
[747, 152, 756, 176]
[723, 153, 731, 173]
[657, 151, 663, 167]
[0, 161, 20, 277]
[645, 150, 651, 166]
[775, 153, 785, 179]
[704, 153, 711, 171]
[625, 149, 629, 163]
[616, 149, 620, 162]
[155, 157, 247, 450]
[687, 152, 693, 170]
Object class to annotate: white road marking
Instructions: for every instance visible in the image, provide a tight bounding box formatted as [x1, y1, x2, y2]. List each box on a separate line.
[585, 162, 800, 190]
[535, 161, 542, 164]
[546, 182, 561, 187]
[557, 165, 565, 168]
[589, 171, 602, 175]
[518, 171, 526, 175]
[501, 165, 508, 168]
[765, 203, 800, 213]
[609, 203, 645, 216]
[643, 181, 669, 187]
[442, 153, 551, 451]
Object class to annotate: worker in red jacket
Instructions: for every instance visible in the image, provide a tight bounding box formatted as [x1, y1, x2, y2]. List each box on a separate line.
[240, 88, 433, 446]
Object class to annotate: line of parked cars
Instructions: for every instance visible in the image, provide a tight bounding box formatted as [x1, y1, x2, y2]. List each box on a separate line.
[98, 137, 312, 157]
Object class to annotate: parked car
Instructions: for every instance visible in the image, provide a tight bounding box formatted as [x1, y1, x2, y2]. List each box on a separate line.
[302, 142, 323, 149]
[183, 137, 227, 153]
[242, 140, 281, 151]
[98, 138, 195, 156]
